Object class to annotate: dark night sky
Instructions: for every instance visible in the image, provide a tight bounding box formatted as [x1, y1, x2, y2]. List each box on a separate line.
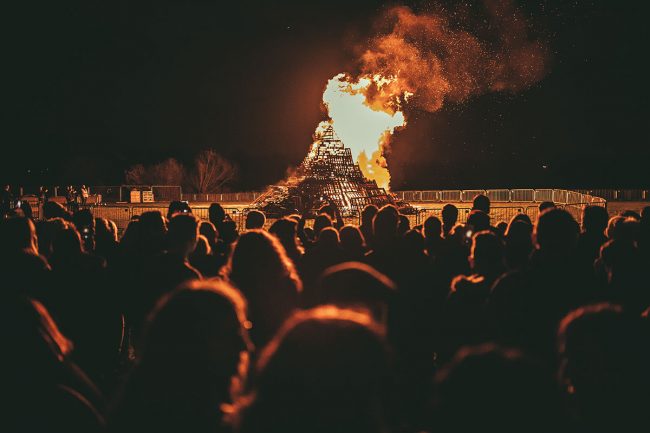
[5, 0, 650, 189]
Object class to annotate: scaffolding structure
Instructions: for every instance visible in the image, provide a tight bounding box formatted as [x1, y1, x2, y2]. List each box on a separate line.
[251, 125, 398, 217]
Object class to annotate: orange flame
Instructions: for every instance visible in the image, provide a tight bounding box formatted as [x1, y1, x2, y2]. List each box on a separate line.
[318, 73, 406, 190]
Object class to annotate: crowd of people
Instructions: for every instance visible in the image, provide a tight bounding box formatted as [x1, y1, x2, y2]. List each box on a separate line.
[2, 195, 650, 432]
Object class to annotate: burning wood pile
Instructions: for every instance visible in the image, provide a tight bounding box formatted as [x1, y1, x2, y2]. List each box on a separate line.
[251, 125, 403, 218]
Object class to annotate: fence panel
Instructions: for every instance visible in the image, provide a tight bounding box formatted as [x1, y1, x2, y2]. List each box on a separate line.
[487, 189, 511, 202]
[534, 189, 554, 203]
[461, 190, 487, 202]
[552, 190, 568, 204]
[511, 189, 534, 202]
[440, 190, 462, 202]
[420, 190, 440, 202]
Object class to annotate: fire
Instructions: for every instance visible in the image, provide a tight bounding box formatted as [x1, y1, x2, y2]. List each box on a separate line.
[318, 73, 406, 190]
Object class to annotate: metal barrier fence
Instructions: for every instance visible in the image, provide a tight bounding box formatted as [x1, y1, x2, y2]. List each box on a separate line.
[392, 189, 607, 206]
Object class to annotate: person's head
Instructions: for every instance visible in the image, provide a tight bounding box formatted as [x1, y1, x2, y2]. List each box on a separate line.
[192, 234, 212, 256]
[373, 205, 399, 245]
[313, 214, 332, 238]
[245, 210, 266, 230]
[141, 280, 253, 400]
[220, 220, 239, 244]
[441, 204, 459, 230]
[339, 225, 365, 254]
[470, 230, 505, 275]
[167, 201, 192, 220]
[318, 263, 395, 324]
[317, 227, 340, 250]
[226, 230, 302, 346]
[237, 306, 388, 433]
[495, 221, 508, 237]
[269, 217, 302, 259]
[472, 194, 490, 214]
[606, 216, 639, 243]
[620, 210, 641, 220]
[0, 216, 39, 255]
[51, 221, 83, 261]
[510, 213, 532, 226]
[434, 343, 558, 433]
[467, 210, 490, 232]
[505, 219, 533, 245]
[73, 209, 95, 251]
[582, 205, 609, 234]
[423, 215, 442, 240]
[361, 205, 378, 227]
[167, 214, 200, 257]
[42, 201, 69, 220]
[401, 229, 425, 257]
[558, 304, 650, 427]
[534, 208, 579, 252]
[538, 201, 555, 213]
[199, 221, 218, 246]
[95, 217, 118, 248]
[208, 203, 226, 226]
[319, 204, 335, 221]
[397, 214, 410, 236]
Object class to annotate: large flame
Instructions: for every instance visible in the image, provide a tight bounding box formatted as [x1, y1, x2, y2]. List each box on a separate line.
[318, 73, 406, 190]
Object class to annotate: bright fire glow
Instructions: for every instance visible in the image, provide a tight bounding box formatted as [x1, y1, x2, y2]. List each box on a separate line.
[319, 73, 406, 190]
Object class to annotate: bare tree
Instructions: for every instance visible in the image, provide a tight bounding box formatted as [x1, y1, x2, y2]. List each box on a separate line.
[124, 158, 185, 185]
[189, 149, 237, 193]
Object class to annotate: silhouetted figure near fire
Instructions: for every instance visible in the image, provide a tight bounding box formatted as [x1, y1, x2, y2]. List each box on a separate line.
[360, 204, 378, 249]
[224, 230, 302, 349]
[504, 215, 533, 270]
[339, 225, 367, 262]
[300, 227, 343, 304]
[134, 214, 201, 338]
[423, 215, 444, 259]
[472, 194, 491, 214]
[3, 297, 105, 432]
[245, 210, 266, 230]
[576, 205, 609, 270]
[269, 217, 304, 265]
[433, 343, 561, 433]
[557, 304, 650, 432]
[235, 307, 389, 433]
[441, 204, 458, 238]
[490, 208, 592, 363]
[366, 205, 401, 281]
[109, 280, 253, 433]
[439, 231, 505, 362]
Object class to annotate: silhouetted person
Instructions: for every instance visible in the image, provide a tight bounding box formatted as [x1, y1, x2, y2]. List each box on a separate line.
[339, 225, 367, 262]
[504, 217, 533, 270]
[593, 239, 647, 313]
[245, 210, 266, 230]
[110, 280, 253, 433]
[166, 200, 192, 220]
[43, 200, 71, 220]
[466, 209, 491, 232]
[0, 216, 51, 299]
[3, 297, 105, 432]
[434, 343, 561, 433]
[301, 227, 343, 299]
[397, 214, 410, 237]
[558, 304, 650, 432]
[366, 205, 400, 281]
[472, 194, 490, 214]
[224, 230, 302, 348]
[440, 231, 505, 361]
[189, 234, 222, 277]
[94, 217, 119, 265]
[538, 201, 555, 213]
[312, 213, 333, 239]
[576, 205, 609, 269]
[423, 215, 444, 259]
[490, 208, 591, 363]
[236, 306, 389, 433]
[441, 204, 459, 238]
[269, 217, 304, 265]
[318, 262, 396, 324]
[134, 214, 202, 337]
[360, 204, 378, 249]
[209, 203, 229, 239]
